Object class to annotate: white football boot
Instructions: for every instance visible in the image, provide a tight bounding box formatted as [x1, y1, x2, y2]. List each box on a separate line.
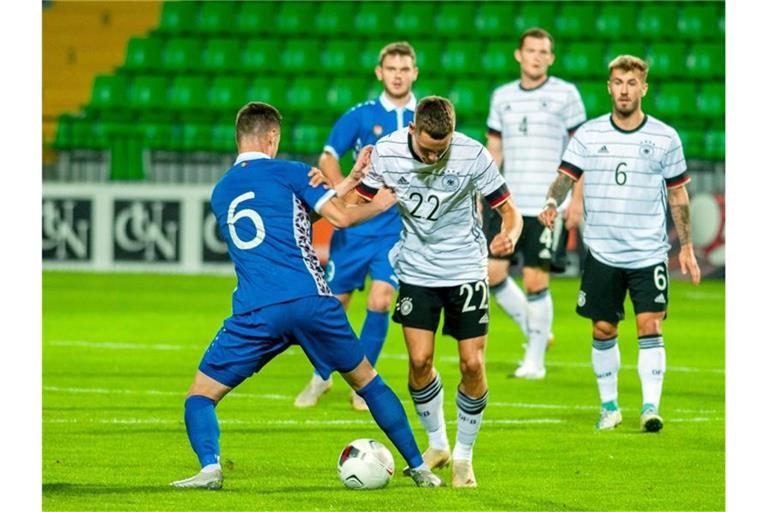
[170, 468, 222, 490]
[595, 409, 623, 431]
[293, 375, 333, 408]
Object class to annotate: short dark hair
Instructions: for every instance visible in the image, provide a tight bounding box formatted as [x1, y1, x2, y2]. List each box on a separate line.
[236, 102, 282, 143]
[379, 41, 417, 66]
[414, 96, 455, 139]
[519, 27, 555, 52]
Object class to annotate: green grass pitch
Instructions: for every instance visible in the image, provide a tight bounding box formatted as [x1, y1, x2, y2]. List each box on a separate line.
[42, 271, 724, 511]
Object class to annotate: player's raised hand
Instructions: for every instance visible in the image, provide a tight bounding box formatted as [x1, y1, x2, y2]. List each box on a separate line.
[371, 186, 397, 212]
[489, 233, 515, 257]
[538, 205, 558, 230]
[307, 167, 330, 188]
[679, 244, 701, 285]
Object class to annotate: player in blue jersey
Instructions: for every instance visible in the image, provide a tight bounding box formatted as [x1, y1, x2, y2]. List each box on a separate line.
[294, 42, 420, 411]
[170, 102, 443, 489]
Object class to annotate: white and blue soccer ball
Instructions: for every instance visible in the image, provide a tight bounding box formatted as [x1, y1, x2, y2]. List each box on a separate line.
[337, 438, 395, 490]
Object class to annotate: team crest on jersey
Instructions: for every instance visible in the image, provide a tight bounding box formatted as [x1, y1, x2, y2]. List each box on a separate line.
[373, 124, 383, 137]
[398, 297, 413, 316]
[639, 140, 655, 158]
[440, 173, 460, 192]
[540, 99, 549, 109]
[577, 290, 587, 307]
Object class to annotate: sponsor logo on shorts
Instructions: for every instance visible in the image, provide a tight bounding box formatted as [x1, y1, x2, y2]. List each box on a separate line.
[398, 297, 413, 316]
[577, 290, 587, 307]
[478, 313, 489, 324]
[654, 293, 666, 304]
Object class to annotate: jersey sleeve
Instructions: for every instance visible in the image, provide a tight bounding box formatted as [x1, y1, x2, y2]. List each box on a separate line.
[559, 128, 588, 180]
[662, 130, 690, 188]
[356, 145, 385, 200]
[290, 162, 337, 213]
[472, 145, 510, 208]
[563, 85, 587, 133]
[486, 89, 503, 135]
[323, 107, 360, 159]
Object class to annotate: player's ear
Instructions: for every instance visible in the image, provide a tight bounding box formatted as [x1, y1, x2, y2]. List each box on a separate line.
[514, 48, 522, 64]
[548, 52, 556, 66]
[408, 122, 416, 135]
[375, 65, 383, 81]
[412, 65, 419, 81]
[641, 81, 649, 98]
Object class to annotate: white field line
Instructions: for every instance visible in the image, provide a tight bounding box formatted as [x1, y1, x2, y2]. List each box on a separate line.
[47, 340, 725, 375]
[43, 386, 720, 416]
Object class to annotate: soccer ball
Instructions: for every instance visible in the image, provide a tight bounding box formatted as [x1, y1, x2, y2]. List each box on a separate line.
[337, 438, 395, 490]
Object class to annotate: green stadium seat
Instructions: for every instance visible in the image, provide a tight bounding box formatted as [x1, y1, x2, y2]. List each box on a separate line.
[326, 78, 368, 115]
[412, 79, 450, 103]
[322, 40, 362, 74]
[653, 82, 697, 118]
[481, 41, 517, 78]
[53, 114, 75, 150]
[210, 119, 237, 153]
[647, 43, 686, 79]
[576, 81, 609, 118]
[514, 2, 556, 35]
[247, 78, 288, 110]
[697, 84, 725, 119]
[435, 3, 476, 36]
[396, 3, 434, 33]
[208, 77, 248, 113]
[129, 75, 168, 112]
[354, 2, 395, 36]
[703, 129, 725, 160]
[280, 39, 322, 74]
[70, 116, 110, 150]
[236, 1, 276, 34]
[637, 3, 678, 40]
[197, 1, 238, 34]
[90, 74, 129, 111]
[457, 125, 487, 144]
[314, 1, 356, 35]
[359, 39, 392, 70]
[241, 39, 280, 72]
[202, 38, 241, 73]
[448, 79, 492, 117]
[676, 127, 705, 160]
[687, 43, 725, 79]
[123, 37, 163, 72]
[163, 38, 202, 72]
[678, 4, 718, 41]
[409, 41, 442, 73]
[441, 41, 483, 76]
[176, 122, 213, 152]
[475, 2, 515, 38]
[717, 4, 725, 39]
[556, 3, 597, 40]
[158, 1, 197, 34]
[595, 4, 636, 39]
[291, 122, 327, 154]
[286, 78, 328, 113]
[168, 75, 209, 119]
[140, 122, 174, 150]
[275, 1, 316, 35]
[560, 43, 604, 79]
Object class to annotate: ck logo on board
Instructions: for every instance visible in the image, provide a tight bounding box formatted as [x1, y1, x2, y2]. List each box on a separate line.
[113, 200, 180, 262]
[42, 198, 92, 261]
[202, 202, 230, 263]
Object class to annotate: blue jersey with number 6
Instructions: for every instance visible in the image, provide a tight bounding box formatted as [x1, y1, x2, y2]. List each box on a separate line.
[210, 152, 337, 314]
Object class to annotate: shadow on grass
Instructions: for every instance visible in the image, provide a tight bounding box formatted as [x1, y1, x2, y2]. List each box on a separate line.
[42, 482, 332, 496]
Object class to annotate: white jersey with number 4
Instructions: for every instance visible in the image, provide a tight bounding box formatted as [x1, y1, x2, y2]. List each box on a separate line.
[559, 114, 689, 269]
[487, 76, 586, 216]
[357, 127, 510, 287]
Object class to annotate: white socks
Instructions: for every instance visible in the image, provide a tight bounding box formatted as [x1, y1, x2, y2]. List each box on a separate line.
[453, 388, 488, 461]
[490, 277, 528, 336]
[592, 337, 620, 405]
[409, 373, 449, 451]
[524, 289, 553, 368]
[638, 335, 666, 409]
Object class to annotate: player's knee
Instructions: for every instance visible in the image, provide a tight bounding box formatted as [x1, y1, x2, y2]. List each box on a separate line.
[636, 315, 663, 337]
[593, 321, 618, 340]
[487, 263, 508, 287]
[459, 356, 485, 380]
[408, 354, 434, 378]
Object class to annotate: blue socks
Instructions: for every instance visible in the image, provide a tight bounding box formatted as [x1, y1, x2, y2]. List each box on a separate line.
[184, 395, 220, 468]
[357, 374, 423, 469]
[359, 310, 389, 366]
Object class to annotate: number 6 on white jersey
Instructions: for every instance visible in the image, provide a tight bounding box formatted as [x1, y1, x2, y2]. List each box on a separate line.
[227, 191, 266, 250]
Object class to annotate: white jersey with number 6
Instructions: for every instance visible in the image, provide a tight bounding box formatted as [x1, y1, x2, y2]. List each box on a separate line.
[559, 114, 689, 269]
[357, 127, 510, 287]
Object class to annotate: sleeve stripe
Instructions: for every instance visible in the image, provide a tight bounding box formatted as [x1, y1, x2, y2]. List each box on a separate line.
[313, 188, 337, 213]
[485, 184, 511, 208]
[355, 183, 378, 200]
[487, 127, 502, 137]
[559, 160, 583, 179]
[322, 145, 340, 160]
[665, 172, 691, 189]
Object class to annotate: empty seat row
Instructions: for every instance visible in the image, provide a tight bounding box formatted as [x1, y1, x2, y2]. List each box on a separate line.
[157, 1, 724, 42]
[124, 35, 725, 80]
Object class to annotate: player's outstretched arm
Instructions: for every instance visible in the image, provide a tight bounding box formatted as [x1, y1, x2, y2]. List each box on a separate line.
[539, 173, 576, 229]
[668, 185, 701, 285]
[319, 187, 396, 229]
[489, 200, 523, 257]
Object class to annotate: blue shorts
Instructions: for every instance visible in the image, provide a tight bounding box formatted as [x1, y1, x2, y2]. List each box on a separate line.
[324, 230, 400, 294]
[198, 296, 365, 387]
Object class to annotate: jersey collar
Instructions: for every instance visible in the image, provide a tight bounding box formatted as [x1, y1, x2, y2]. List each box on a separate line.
[380, 92, 417, 112]
[234, 151, 271, 165]
[518, 76, 550, 92]
[609, 114, 648, 134]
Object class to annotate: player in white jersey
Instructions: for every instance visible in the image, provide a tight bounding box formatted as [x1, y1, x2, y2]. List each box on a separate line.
[539, 55, 701, 433]
[356, 97, 523, 487]
[484, 28, 587, 379]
